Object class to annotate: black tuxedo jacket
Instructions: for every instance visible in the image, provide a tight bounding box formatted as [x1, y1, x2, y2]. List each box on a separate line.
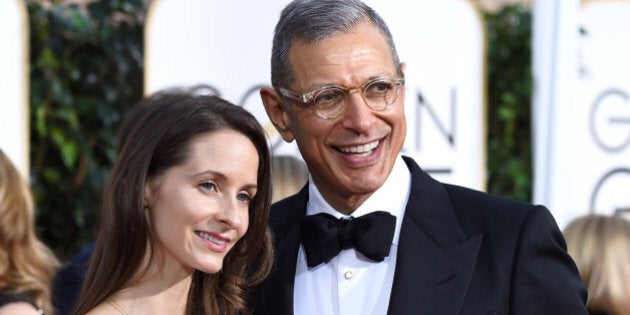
[251, 157, 587, 314]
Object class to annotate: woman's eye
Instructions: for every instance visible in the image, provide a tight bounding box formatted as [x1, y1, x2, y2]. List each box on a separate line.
[200, 182, 216, 191]
[236, 193, 252, 204]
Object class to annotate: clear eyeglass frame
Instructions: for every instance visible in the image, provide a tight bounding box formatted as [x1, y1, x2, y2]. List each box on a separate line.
[277, 76, 405, 120]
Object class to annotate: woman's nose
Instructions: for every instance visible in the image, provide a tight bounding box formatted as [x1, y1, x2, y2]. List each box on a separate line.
[218, 198, 244, 229]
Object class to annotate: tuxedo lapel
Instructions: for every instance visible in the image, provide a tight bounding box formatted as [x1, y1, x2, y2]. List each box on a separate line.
[387, 157, 482, 314]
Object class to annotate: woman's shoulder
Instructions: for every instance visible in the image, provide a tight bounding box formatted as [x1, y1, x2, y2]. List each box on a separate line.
[0, 301, 41, 315]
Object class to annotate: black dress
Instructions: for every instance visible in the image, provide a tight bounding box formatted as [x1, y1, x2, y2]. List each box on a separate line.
[0, 288, 43, 314]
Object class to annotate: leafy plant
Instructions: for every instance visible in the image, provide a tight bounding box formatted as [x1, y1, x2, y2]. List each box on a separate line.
[28, 0, 145, 259]
[484, 4, 533, 202]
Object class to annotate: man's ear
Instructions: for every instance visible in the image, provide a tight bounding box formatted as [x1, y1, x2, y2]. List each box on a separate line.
[260, 87, 295, 142]
[399, 62, 407, 100]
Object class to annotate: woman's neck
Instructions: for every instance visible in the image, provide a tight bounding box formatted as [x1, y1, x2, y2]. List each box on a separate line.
[110, 250, 195, 314]
[110, 272, 193, 315]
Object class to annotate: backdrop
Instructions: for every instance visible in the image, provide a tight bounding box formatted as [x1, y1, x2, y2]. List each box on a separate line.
[0, 0, 29, 176]
[532, 0, 630, 228]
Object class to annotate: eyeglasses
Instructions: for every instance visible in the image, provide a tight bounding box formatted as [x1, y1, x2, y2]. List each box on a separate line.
[277, 77, 405, 120]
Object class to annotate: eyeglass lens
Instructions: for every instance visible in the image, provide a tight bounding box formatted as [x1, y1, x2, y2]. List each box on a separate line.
[313, 79, 398, 118]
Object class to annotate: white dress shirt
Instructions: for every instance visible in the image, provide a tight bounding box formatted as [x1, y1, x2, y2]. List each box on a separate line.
[294, 156, 411, 315]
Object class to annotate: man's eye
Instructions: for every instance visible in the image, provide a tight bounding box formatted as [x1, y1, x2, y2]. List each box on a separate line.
[368, 81, 393, 93]
[315, 89, 344, 105]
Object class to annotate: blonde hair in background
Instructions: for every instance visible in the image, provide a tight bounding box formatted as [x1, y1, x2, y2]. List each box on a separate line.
[271, 155, 308, 203]
[563, 214, 630, 315]
[0, 148, 59, 314]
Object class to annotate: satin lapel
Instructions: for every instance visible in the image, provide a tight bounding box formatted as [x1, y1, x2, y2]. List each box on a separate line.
[264, 185, 308, 315]
[387, 157, 482, 315]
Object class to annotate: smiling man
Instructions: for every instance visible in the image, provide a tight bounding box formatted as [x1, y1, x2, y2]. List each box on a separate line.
[251, 0, 589, 314]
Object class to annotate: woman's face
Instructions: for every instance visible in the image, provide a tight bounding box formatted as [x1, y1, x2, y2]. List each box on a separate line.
[145, 129, 259, 274]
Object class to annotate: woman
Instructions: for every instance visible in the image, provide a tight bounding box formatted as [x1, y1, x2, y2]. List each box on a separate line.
[72, 90, 273, 314]
[564, 214, 630, 315]
[0, 149, 60, 315]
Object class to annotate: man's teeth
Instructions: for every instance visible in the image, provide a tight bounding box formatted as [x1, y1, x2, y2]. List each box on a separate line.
[196, 231, 226, 245]
[339, 140, 379, 155]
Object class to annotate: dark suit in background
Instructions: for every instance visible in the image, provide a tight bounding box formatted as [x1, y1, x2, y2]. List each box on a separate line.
[52, 242, 94, 315]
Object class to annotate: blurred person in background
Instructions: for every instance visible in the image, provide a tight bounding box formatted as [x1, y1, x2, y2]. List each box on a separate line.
[564, 214, 630, 315]
[271, 155, 308, 203]
[0, 148, 60, 315]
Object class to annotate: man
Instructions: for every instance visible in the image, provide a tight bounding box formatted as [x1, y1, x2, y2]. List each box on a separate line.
[252, 0, 588, 314]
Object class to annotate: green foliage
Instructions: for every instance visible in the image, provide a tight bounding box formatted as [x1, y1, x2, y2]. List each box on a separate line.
[484, 4, 533, 202]
[28, 0, 145, 259]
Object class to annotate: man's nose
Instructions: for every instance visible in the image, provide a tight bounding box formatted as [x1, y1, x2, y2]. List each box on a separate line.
[341, 90, 376, 133]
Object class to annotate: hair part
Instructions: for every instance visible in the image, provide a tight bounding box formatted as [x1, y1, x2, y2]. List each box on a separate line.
[271, 0, 402, 88]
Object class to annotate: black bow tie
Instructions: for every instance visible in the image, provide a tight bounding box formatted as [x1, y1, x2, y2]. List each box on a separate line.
[299, 211, 396, 267]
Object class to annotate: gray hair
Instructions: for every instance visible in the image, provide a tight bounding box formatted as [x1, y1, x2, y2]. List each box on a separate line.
[270, 0, 402, 88]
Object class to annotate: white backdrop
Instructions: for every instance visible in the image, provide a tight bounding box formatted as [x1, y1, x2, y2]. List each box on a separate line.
[145, 0, 487, 190]
[0, 0, 29, 176]
[533, 0, 630, 228]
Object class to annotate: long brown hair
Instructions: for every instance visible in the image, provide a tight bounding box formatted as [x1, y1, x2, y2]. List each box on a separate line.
[73, 90, 273, 314]
[0, 149, 60, 314]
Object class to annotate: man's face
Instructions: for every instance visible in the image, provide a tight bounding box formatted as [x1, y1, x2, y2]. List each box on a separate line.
[281, 21, 406, 213]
